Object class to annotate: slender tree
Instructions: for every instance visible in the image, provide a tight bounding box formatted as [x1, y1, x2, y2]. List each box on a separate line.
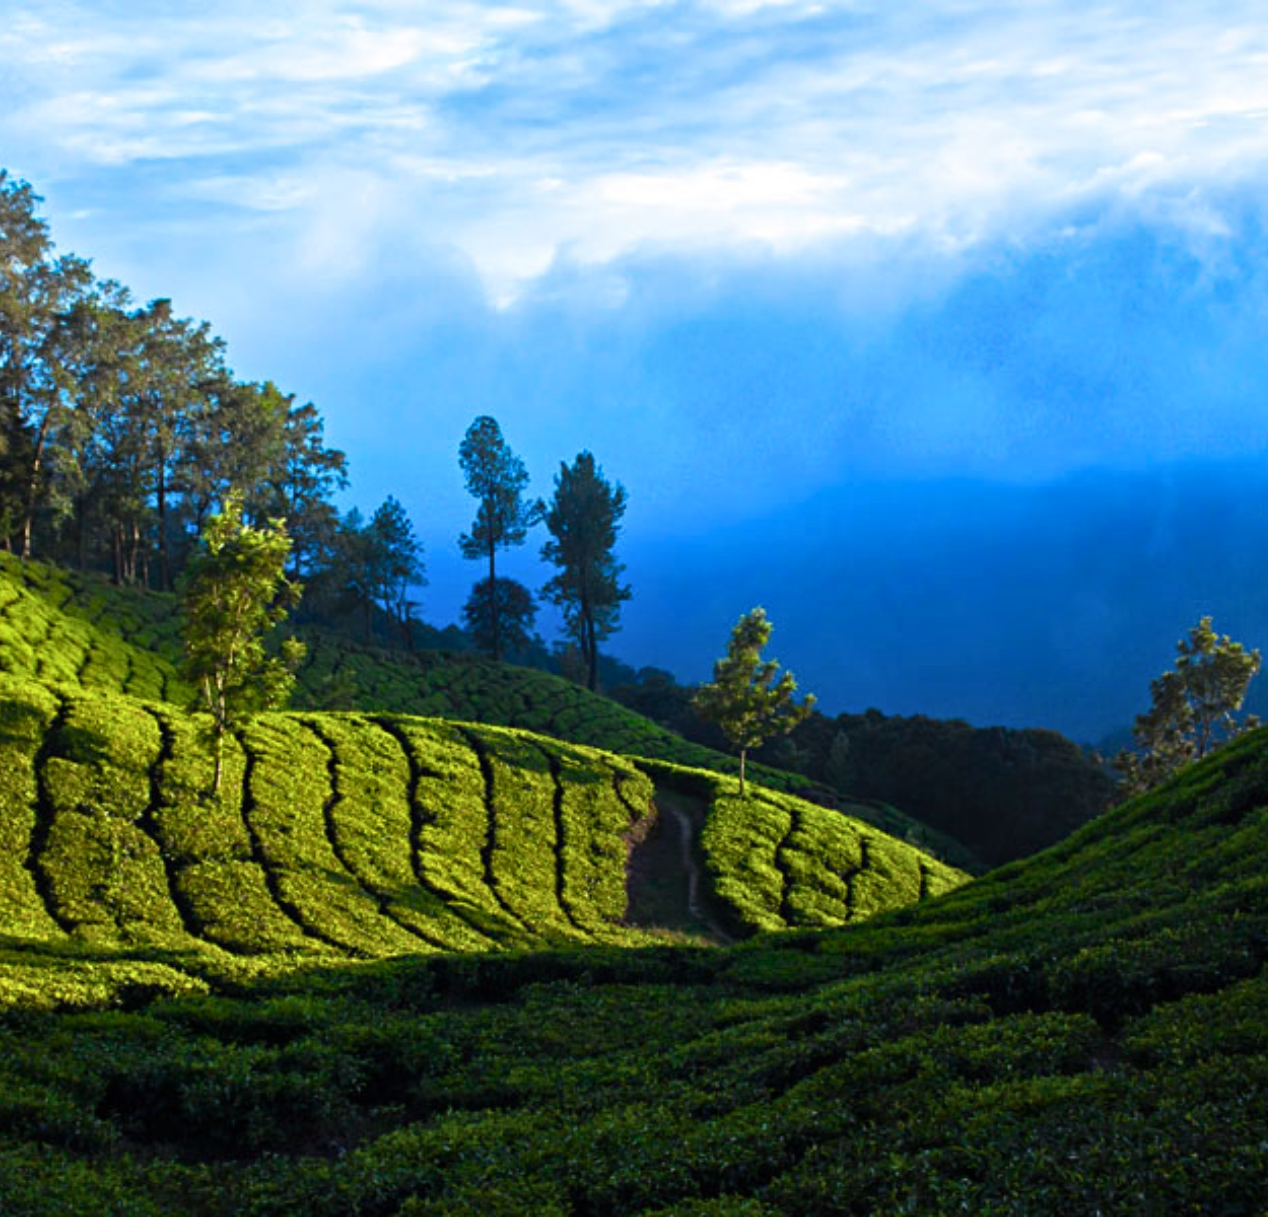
[179, 494, 305, 793]
[693, 607, 816, 797]
[457, 415, 540, 659]
[1115, 615, 1261, 794]
[541, 451, 631, 691]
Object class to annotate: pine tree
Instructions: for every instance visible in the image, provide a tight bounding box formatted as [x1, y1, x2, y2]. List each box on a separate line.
[458, 416, 540, 659]
[693, 607, 816, 796]
[541, 451, 630, 691]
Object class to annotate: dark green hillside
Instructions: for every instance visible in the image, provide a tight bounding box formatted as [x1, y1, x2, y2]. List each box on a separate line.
[0, 556, 977, 868]
[2, 718, 1268, 1211]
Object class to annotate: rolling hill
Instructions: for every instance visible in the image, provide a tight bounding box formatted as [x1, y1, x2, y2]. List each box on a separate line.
[0, 554, 978, 868]
[0, 687, 1264, 1211]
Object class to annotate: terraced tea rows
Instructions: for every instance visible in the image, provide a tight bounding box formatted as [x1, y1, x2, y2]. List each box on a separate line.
[2, 717, 1266, 1213]
[0, 675, 964, 997]
[0, 558, 975, 868]
[0, 557, 186, 705]
[638, 759, 963, 936]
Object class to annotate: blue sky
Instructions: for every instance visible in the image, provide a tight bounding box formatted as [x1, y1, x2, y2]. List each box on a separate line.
[6, 2, 1268, 738]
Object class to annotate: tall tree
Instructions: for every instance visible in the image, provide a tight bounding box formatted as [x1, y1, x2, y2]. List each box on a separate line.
[1116, 615, 1261, 795]
[458, 415, 540, 659]
[179, 494, 305, 793]
[0, 170, 93, 558]
[693, 607, 816, 797]
[541, 451, 631, 691]
[333, 498, 426, 643]
[260, 396, 348, 577]
[368, 495, 425, 643]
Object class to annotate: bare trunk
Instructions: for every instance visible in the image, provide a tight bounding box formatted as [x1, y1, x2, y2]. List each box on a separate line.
[156, 450, 169, 591]
[488, 535, 500, 660]
[19, 412, 53, 561]
[585, 607, 598, 692]
[212, 729, 224, 794]
[739, 748, 748, 798]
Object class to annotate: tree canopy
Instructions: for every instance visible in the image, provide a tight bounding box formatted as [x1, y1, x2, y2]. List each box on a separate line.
[693, 606, 815, 796]
[1116, 615, 1261, 795]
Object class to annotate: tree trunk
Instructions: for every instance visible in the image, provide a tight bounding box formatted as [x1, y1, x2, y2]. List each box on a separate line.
[739, 748, 748, 798]
[19, 411, 53, 561]
[156, 447, 170, 591]
[212, 727, 224, 795]
[585, 609, 598, 692]
[488, 536, 500, 661]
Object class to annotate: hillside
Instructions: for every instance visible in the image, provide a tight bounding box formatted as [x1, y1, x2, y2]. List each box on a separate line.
[0, 555, 978, 869]
[1, 703, 1266, 1210]
[0, 673, 963, 987]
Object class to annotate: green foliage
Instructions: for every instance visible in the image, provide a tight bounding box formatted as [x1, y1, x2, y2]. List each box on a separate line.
[179, 496, 305, 790]
[1117, 614, 1261, 794]
[693, 607, 815, 796]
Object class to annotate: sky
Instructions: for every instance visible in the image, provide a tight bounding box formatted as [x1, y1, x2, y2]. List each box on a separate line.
[5, 1, 1268, 741]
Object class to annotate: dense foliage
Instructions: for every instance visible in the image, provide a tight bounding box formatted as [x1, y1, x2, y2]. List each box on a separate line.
[1115, 614, 1261, 795]
[0, 169, 350, 588]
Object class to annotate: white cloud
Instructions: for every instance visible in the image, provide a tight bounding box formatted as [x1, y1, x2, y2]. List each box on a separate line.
[6, 0, 1268, 300]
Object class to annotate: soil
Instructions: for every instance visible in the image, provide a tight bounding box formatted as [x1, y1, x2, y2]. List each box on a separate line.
[624, 788, 734, 944]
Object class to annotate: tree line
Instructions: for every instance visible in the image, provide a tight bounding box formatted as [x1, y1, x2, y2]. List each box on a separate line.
[0, 170, 631, 687]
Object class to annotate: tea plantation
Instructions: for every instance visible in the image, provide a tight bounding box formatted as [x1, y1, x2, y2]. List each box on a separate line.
[1, 700, 1266, 1211]
[0, 555, 975, 869]
[4, 555, 1265, 1213]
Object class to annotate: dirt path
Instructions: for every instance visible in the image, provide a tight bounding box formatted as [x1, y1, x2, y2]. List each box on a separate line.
[625, 788, 734, 944]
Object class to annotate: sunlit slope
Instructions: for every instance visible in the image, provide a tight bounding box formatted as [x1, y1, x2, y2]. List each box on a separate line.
[0, 677, 963, 989]
[0, 556, 976, 866]
[3, 714, 1267, 1211]
[0, 555, 189, 703]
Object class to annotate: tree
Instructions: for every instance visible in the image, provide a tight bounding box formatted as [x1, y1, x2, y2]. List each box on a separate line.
[541, 451, 631, 691]
[1115, 615, 1261, 795]
[0, 170, 93, 559]
[692, 607, 816, 796]
[462, 577, 537, 657]
[458, 415, 540, 659]
[179, 494, 305, 793]
[334, 497, 426, 643]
